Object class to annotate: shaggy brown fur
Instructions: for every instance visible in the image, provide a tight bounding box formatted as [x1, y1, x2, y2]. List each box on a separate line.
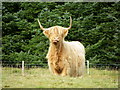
[38, 18, 85, 77]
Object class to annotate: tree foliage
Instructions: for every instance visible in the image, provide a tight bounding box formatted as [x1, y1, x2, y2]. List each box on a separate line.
[2, 2, 120, 68]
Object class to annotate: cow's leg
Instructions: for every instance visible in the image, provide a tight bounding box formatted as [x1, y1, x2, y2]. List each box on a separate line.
[61, 67, 67, 76]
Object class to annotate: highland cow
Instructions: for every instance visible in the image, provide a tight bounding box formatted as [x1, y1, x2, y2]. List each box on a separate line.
[37, 17, 85, 77]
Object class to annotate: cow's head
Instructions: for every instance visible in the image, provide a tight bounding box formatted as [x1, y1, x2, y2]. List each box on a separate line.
[37, 17, 72, 45]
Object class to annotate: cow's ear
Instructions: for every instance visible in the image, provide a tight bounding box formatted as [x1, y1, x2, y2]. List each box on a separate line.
[64, 29, 68, 36]
[43, 30, 49, 35]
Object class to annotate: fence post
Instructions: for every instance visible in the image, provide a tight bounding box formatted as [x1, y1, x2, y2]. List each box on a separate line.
[87, 60, 89, 75]
[22, 61, 24, 76]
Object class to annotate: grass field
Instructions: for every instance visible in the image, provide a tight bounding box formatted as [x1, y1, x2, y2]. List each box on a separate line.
[2, 67, 118, 88]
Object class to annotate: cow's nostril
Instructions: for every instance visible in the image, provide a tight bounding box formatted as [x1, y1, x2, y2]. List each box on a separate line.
[53, 38, 59, 44]
[53, 40, 59, 42]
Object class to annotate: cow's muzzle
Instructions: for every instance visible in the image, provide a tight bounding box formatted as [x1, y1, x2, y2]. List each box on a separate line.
[52, 37, 59, 44]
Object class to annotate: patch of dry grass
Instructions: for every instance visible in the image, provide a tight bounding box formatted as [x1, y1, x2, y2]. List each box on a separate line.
[2, 67, 118, 88]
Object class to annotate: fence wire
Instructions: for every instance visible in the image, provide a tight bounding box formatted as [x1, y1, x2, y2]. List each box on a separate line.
[2, 61, 120, 76]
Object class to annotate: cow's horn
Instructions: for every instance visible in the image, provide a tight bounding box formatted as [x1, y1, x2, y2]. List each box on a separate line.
[67, 16, 72, 30]
[37, 19, 46, 31]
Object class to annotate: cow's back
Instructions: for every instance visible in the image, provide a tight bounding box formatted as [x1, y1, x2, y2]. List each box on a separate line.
[63, 41, 85, 55]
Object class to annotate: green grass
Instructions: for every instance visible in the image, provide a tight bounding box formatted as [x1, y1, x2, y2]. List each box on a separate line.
[2, 67, 118, 88]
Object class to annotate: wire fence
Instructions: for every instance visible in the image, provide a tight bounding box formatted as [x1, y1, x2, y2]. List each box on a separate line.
[2, 60, 120, 76]
[2, 61, 120, 68]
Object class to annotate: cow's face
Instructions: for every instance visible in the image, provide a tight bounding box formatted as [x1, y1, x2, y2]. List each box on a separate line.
[43, 26, 68, 44]
[37, 16, 72, 45]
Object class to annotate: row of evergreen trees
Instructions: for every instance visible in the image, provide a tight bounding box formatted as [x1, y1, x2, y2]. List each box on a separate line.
[2, 2, 120, 68]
